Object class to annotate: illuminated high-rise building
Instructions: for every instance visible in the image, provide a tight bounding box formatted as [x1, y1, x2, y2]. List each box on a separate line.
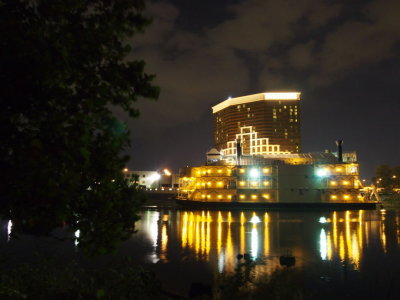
[212, 92, 301, 155]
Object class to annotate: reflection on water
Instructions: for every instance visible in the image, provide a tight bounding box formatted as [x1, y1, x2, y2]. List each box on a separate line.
[7, 220, 12, 242]
[136, 209, 398, 278]
[1, 209, 400, 297]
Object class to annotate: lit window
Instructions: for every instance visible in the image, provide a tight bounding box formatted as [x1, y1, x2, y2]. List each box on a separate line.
[201, 194, 206, 199]
[239, 181, 246, 186]
[207, 195, 211, 199]
[251, 194, 258, 200]
[251, 181, 258, 186]
[343, 194, 351, 200]
[217, 181, 223, 187]
[218, 169, 222, 173]
[262, 194, 270, 199]
[207, 182, 211, 186]
[228, 195, 232, 200]
[330, 181, 337, 186]
[330, 195, 337, 200]
[239, 168, 245, 173]
[342, 181, 350, 185]
[335, 167, 342, 172]
[218, 195, 222, 199]
[263, 181, 270, 186]
[263, 168, 270, 173]
[239, 194, 246, 199]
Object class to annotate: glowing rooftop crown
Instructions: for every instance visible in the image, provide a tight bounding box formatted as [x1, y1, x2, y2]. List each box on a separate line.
[212, 92, 301, 113]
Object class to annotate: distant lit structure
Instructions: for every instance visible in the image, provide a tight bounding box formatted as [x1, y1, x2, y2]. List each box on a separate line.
[213, 92, 301, 154]
[178, 91, 375, 206]
[123, 169, 179, 189]
[178, 151, 364, 203]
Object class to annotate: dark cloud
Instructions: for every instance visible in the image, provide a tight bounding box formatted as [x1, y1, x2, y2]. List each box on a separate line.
[123, 0, 400, 177]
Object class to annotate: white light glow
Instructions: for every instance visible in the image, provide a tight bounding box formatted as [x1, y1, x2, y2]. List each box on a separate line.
[218, 252, 225, 273]
[316, 168, 330, 177]
[74, 229, 80, 247]
[149, 173, 161, 182]
[163, 169, 171, 176]
[264, 92, 300, 100]
[251, 225, 259, 259]
[249, 168, 260, 178]
[250, 215, 261, 224]
[147, 211, 160, 263]
[319, 217, 327, 224]
[320, 228, 327, 260]
[7, 220, 12, 241]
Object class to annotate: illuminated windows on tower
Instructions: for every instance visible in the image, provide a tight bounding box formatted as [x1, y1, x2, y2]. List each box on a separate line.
[212, 92, 301, 155]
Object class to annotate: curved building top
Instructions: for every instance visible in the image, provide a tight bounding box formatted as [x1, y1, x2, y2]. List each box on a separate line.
[212, 92, 301, 114]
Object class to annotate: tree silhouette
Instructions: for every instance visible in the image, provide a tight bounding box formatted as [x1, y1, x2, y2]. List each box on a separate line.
[0, 0, 159, 254]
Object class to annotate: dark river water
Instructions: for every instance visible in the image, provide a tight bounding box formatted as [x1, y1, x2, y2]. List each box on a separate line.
[2, 208, 400, 298]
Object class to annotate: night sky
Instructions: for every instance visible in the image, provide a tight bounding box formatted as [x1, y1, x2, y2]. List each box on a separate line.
[119, 0, 400, 180]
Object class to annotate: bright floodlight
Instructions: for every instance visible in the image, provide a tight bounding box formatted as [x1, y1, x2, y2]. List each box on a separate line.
[163, 168, 171, 176]
[249, 168, 260, 178]
[150, 173, 161, 182]
[316, 168, 329, 177]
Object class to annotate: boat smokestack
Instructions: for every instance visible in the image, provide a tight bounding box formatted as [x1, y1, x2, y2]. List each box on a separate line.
[336, 140, 343, 162]
[236, 138, 242, 165]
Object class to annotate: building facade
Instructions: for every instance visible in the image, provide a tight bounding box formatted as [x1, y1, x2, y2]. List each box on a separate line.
[212, 92, 301, 154]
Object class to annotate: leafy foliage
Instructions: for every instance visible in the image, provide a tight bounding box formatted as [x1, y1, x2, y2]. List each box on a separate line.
[0, 0, 159, 254]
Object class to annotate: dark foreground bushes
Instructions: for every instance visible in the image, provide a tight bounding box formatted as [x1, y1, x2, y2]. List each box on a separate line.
[0, 257, 170, 300]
